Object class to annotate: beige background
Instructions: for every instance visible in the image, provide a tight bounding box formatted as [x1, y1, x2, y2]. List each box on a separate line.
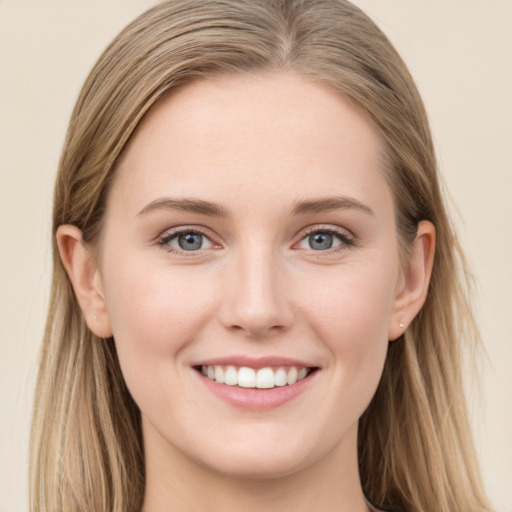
[1, 1, 511, 510]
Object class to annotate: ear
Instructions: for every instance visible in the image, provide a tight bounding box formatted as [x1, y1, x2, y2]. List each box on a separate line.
[56, 225, 113, 338]
[389, 220, 436, 341]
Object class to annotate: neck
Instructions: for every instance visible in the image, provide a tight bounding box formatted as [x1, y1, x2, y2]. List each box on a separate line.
[141, 422, 370, 512]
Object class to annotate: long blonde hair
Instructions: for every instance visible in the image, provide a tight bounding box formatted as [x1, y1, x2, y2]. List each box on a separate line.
[30, 1, 492, 511]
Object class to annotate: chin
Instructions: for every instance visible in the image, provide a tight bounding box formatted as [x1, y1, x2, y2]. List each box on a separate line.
[200, 451, 310, 481]
[188, 428, 329, 482]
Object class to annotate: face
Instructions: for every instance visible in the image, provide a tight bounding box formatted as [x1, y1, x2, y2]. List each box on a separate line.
[96, 73, 406, 479]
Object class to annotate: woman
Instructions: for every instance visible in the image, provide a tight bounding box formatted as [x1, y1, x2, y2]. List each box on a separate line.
[29, 1, 493, 511]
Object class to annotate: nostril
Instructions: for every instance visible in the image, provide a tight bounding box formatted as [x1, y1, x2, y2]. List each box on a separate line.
[229, 322, 288, 338]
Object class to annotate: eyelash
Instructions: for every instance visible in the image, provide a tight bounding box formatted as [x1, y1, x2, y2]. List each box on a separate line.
[157, 227, 215, 256]
[299, 226, 356, 254]
[156, 225, 356, 256]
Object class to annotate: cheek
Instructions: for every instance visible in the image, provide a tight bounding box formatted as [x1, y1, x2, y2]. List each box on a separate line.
[300, 260, 396, 342]
[100, 258, 222, 420]
[100, 252, 216, 372]
[295, 260, 397, 398]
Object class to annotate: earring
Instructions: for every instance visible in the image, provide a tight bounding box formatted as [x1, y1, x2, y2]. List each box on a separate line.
[399, 322, 405, 328]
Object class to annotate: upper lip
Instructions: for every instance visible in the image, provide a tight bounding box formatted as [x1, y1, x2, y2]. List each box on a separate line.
[192, 355, 317, 369]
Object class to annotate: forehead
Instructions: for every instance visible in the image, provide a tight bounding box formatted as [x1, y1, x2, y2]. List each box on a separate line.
[112, 72, 391, 215]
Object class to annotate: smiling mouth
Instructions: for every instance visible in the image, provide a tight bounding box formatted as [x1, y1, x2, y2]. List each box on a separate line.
[194, 365, 318, 390]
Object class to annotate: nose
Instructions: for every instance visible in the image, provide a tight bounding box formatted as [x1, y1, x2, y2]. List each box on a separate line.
[218, 245, 294, 338]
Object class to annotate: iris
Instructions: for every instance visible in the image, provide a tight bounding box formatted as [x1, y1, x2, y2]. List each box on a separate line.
[309, 232, 333, 250]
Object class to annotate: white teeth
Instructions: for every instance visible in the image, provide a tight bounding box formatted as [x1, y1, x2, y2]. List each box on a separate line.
[286, 367, 298, 385]
[256, 368, 274, 389]
[201, 365, 311, 389]
[224, 366, 238, 386]
[238, 367, 256, 388]
[214, 366, 225, 384]
[274, 367, 287, 387]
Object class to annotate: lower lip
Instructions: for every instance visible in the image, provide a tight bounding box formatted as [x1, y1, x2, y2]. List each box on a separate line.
[196, 371, 317, 411]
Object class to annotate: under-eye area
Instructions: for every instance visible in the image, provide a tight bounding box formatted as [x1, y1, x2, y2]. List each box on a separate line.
[194, 365, 319, 389]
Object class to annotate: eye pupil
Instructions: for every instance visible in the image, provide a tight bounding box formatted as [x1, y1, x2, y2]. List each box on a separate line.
[178, 232, 203, 251]
[309, 232, 333, 250]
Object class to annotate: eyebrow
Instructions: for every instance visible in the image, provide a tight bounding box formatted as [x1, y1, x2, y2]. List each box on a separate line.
[137, 195, 374, 218]
[291, 196, 374, 216]
[137, 197, 231, 218]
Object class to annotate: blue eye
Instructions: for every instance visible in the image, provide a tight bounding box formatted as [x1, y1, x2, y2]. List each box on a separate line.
[296, 227, 354, 252]
[159, 229, 214, 253]
[308, 232, 334, 250]
[177, 232, 204, 251]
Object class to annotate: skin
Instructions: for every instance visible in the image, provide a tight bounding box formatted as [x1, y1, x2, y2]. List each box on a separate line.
[58, 73, 435, 512]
